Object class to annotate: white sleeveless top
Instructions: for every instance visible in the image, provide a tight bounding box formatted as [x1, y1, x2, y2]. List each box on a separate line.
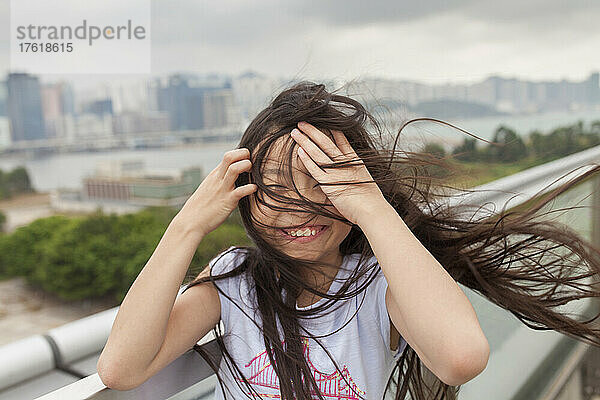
[208, 246, 407, 400]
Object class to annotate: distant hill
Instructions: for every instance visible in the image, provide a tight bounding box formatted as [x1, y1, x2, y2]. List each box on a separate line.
[362, 98, 507, 119]
[410, 99, 507, 119]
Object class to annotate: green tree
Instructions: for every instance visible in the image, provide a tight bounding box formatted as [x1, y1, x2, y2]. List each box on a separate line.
[423, 142, 446, 158]
[490, 125, 527, 162]
[0, 170, 7, 200]
[528, 130, 552, 160]
[452, 137, 478, 162]
[0, 205, 252, 301]
[30, 213, 154, 300]
[591, 120, 600, 136]
[6, 167, 33, 195]
[114, 210, 251, 302]
[0, 215, 71, 279]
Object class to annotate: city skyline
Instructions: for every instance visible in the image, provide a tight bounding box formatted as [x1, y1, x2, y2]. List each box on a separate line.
[31, 68, 600, 95]
[1, 69, 598, 155]
[0, 0, 599, 86]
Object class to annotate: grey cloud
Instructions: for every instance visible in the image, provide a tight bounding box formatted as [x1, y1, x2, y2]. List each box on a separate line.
[148, 0, 471, 46]
[150, 0, 304, 46]
[148, 0, 600, 49]
[1, 0, 8, 47]
[1, 0, 598, 81]
[292, 0, 600, 33]
[287, 0, 477, 26]
[462, 0, 600, 22]
[0, 0, 9, 73]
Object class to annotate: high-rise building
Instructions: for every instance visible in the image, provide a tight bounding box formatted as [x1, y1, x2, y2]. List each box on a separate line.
[155, 74, 204, 130]
[0, 82, 7, 117]
[588, 72, 600, 104]
[7, 73, 46, 141]
[155, 73, 234, 131]
[0, 116, 10, 149]
[41, 82, 76, 139]
[85, 98, 113, 117]
[203, 89, 237, 129]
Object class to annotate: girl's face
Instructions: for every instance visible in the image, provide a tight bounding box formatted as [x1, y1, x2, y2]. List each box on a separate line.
[249, 134, 352, 263]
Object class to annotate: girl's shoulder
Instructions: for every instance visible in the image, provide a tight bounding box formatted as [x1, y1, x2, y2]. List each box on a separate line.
[347, 253, 408, 357]
[345, 252, 382, 283]
[208, 246, 256, 323]
[208, 245, 249, 276]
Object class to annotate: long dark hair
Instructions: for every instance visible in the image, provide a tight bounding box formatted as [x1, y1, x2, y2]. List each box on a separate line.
[182, 81, 600, 399]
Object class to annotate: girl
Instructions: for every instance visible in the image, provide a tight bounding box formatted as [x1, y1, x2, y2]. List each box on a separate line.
[97, 82, 600, 400]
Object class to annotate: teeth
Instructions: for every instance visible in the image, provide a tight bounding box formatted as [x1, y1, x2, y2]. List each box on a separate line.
[286, 227, 320, 237]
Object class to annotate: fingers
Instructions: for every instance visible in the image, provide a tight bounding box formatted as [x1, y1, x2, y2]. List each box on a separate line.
[217, 148, 257, 200]
[232, 182, 258, 200]
[223, 158, 252, 188]
[331, 129, 357, 157]
[291, 129, 333, 166]
[295, 121, 344, 160]
[296, 146, 326, 181]
[217, 148, 251, 179]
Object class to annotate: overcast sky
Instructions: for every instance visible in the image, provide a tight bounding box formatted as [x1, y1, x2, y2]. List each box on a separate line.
[1, 0, 599, 86]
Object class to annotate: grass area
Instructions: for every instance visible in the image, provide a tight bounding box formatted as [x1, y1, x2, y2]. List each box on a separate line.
[447, 156, 549, 188]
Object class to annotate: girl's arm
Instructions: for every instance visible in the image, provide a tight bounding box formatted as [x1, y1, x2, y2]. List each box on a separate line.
[96, 148, 257, 390]
[358, 202, 490, 386]
[96, 221, 217, 390]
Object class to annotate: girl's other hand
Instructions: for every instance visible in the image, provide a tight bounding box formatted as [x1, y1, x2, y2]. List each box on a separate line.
[291, 122, 388, 226]
[173, 148, 257, 238]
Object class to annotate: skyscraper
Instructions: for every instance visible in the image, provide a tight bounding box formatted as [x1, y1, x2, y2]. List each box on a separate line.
[156, 74, 205, 131]
[7, 73, 46, 141]
[155, 73, 233, 131]
[0, 82, 7, 117]
[588, 72, 600, 104]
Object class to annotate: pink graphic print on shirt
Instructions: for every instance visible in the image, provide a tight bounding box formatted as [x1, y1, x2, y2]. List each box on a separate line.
[238, 337, 365, 399]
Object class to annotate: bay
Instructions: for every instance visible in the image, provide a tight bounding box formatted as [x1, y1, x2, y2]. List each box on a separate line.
[2, 109, 600, 192]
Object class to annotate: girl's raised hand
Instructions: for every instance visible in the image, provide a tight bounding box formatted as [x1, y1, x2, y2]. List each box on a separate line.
[290, 121, 388, 226]
[174, 148, 257, 238]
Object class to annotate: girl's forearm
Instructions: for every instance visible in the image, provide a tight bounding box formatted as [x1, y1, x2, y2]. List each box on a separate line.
[97, 216, 204, 377]
[358, 202, 489, 383]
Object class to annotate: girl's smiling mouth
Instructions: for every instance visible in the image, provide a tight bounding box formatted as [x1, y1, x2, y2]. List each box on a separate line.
[279, 225, 328, 243]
